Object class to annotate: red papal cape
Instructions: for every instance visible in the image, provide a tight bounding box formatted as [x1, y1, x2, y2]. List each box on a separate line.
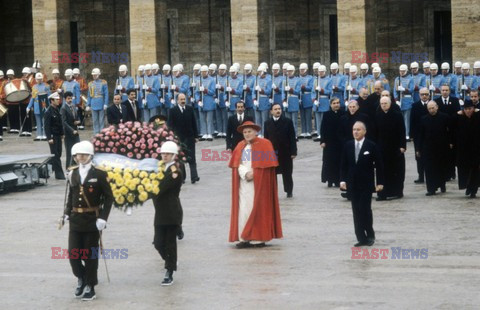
[228, 137, 283, 242]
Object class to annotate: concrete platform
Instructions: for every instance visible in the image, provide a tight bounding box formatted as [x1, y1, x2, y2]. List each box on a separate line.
[0, 130, 479, 309]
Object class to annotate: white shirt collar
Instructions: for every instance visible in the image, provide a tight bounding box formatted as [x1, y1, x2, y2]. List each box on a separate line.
[165, 161, 175, 171]
[273, 116, 280, 121]
[79, 162, 92, 184]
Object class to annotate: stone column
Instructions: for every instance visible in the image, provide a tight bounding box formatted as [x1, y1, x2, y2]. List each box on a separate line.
[336, 0, 367, 66]
[230, 0, 260, 66]
[129, 0, 157, 74]
[451, 0, 480, 64]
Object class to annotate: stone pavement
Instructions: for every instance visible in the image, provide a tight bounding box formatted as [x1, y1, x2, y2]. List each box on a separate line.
[0, 130, 479, 309]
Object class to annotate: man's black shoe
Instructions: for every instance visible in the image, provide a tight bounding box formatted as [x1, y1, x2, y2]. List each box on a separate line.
[74, 277, 86, 298]
[161, 270, 174, 286]
[177, 227, 184, 240]
[388, 195, 403, 200]
[313, 137, 321, 142]
[414, 179, 424, 184]
[425, 192, 436, 196]
[81, 285, 96, 301]
[286, 192, 292, 198]
[341, 192, 348, 198]
[440, 185, 446, 193]
[354, 242, 367, 247]
[252, 242, 266, 248]
[235, 241, 252, 249]
[470, 193, 477, 198]
[191, 177, 200, 184]
[465, 189, 471, 196]
[366, 240, 375, 246]
[376, 196, 387, 201]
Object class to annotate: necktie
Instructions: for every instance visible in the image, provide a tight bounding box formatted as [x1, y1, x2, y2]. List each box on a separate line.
[131, 101, 137, 119]
[239, 115, 243, 123]
[118, 105, 122, 113]
[180, 106, 184, 113]
[444, 99, 448, 105]
[355, 141, 361, 162]
[70, 104, 76, 119]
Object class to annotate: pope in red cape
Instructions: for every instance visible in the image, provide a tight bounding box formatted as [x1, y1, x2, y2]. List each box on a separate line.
[228, 121, 283, 248]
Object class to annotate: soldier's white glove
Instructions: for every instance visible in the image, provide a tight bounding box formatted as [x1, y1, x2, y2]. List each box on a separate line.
[346, 85, 353, 91]
[243, 85, 248, 90]
[142, 99, 147, 106]
[96, 218, 107, 231]
[282, 102, 288, 108]
[191, 82, 196, 88]
[72, 96, 76, 101]
[63, 214, 69, 221]
[160, 98, 165, 104]
[215, 98, 219, 104]
[459, 99, 465, 106]
[161, 84, 166, 89]
[316, 86, 321, 91]
[199, 86, 205, 92]
[269, 98, 273, 104]
[116, 85, 122, 90]
[396, 100, 401, 107]
[255, 85, 261, 91]
[272, 84, 277, 90]
[57, 89, 62, 93]
[135, 84, 139, 89]
[85, 106, 91, 112]
[398, 86, 405, 92]
[429, 85, 435, 91]
[254, 100, 259, 107]
[26, 107, 31, 113]
[332, 85, 336, 89]
[225, 101, 230, 108]
[142, 85, 148, 90]
[285, 85, 291, 92]
[226, 86, 232, 92]
[314, 100, 319, 106]
[198, 101, 203, 107]
[171, 99, 176, 105]
[461, 84, 468, 90]
[216, 84, 221, 89]
[103, 105, 108, 111]
[170, 84, 176, 90]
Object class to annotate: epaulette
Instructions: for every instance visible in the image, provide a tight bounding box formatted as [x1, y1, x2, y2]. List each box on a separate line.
[94, 165, 107, 172]
[68, 165, 79, 171]
[101, 79, 107, 84]
[171, 165, 179, 179]
[171, 165, 177, 172]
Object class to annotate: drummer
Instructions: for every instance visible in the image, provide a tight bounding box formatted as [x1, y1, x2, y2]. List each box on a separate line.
[51, 69, 64, 94]
[5, 69, 20, 134]
[19, 68, 33, 137]
[27, 73, 50, 141]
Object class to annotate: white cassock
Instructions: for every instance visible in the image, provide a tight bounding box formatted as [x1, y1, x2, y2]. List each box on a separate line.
[237, 143, 254, 241]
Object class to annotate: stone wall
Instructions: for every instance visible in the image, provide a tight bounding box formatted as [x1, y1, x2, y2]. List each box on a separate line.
[451, 0, 480, 65]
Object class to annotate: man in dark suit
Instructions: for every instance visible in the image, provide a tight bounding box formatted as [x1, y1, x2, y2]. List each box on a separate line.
[123, 89, 141, 122]
[168, 93, 199, 184]
[226, 101, 253, 151]
[410, 88, 430, 183]
[106, 94, 127, 125]
[340, 121, 384, 247]
[434, 85, 460, 180]
[60, 91, 81, 168]
[264, 103, 297, 198]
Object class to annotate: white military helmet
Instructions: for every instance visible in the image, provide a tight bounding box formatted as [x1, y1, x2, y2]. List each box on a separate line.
[144, 64, 152, 71]
[260, 62, 268, 69]
[208, 63, 217, 71]
[244, 64, 253, 71]
[91, 68, 101, 75]
[200, 65, 209, 72]
[65, 69, 73, 77]
[35, 72, 43, 80]
[454, 61, 462, 68]
[229, 65, 238, 73]
[6, 69, 14, 75]
[430, 63, 438, 70]
[299, 63, 308, 70]
[22, 67, 31, 74]
[119, 64, 128, 72]
[349, 65, 357, 73]
[313, 62, 321, 70]
[441, 62, 450, 70]
[372, 67, 381, 73]
[257, 65, 266, 73]
[423, 61, 431, 69]
[233, 63, 240, 71]
[162, 64, 171, 71]
[462, 63, 470, 70]
[0, 70, 4, 77]
[272, 63, 280, 70]
[193, 64, 201, 71]
[360, 63, 369, 70]
[330, 62, 339, 70]
[73, 68, 80, 75]
[172, 64, 180, 72]
[473, 61, 480, 69]
[282, 63, 290, 70]
[318, 65, 327, 72]
[219, 64, 227, 70]
[160, 141, 178, 155]
[178, 64, 184, 72]
[72, 141, 94, 156]
[138, 65, 145, 72]
[399, 64, 408, 71]
[52, 68, 60, 74]
[287, 65, 295, 71]
[371, 63, 380, 68]
[152, 63, 159, 70]
[48, 92, 60, 100]
[344, 62, 351, 69]
[410, 61, 419, 69]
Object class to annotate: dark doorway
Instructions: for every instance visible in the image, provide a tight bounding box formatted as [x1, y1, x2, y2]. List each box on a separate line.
[329, 14, 338, 63]
[70, 22, 79, 55]
[434, 11, 452, 64]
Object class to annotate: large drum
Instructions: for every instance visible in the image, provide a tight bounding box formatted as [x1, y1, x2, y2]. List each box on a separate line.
[4, 79, 30, 103]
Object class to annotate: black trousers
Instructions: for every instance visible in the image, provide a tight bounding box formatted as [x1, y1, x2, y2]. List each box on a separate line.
[7, 104, 19, 130]
[65, 135, 80, 169]
[458, 165, 479, 194]
[414, 144, 425, 181]
[68, 230, 100, 286]
[154, 225, 178, 271]
[0, 112, 7, 130]
[350, 190, 375, 243]
[77, 106, 85, 126]
[49, 136, 65, 179]
[277, 158, 293, 194]
[180, 137, 198, 182]
[447, 147, 456, 179]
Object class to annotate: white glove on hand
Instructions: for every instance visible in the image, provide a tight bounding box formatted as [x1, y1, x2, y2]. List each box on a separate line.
[191, 82, 196, 87]
[396, 100, 401, 107]
[171, 99, 176, 105]
[57, 88, 62, 93]
[243, 85, 248, 90]
[346, 85, 353, 91]
[398, 86, 405, 92]
[85, 106, 91, 112]
[255, 85, 261, 91]
[116, 85, 122, 90]
[142, 99, 147, 106]
[282, 102, 288, 108]
[461, 84, 468, 90]
[142, 85, 148, 90]
[459, 99, 465, 106]
[272, 84, 277, 90]
[225, 101, 230, 108]
[96, 218, 107, 231]
[63, 214, 69, 221]
[316, 86, 321, 91]
[26, 107, 31, 113]
[198, 101, 203, 107]
[170, 84, 176, 90]
[216, 84, 221, 89]
[135, 84, 139, 89]
[285, 85, 291, 92]
[161, 84, 166, 89]
[160, 98, 165, 104]
[429, 85, 435, 91]
[215, 98, 219, 104]
[103, 105, 108, 111]
[254, 100, 259, 107]
[226, 87, 232, 92]
[314, 100, 319, 106]
[199, 86, 205, 92]
[269, 98, 273, 104]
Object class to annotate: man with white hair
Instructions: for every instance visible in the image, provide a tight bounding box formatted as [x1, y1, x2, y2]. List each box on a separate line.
[345, 65, 364, 101]
[242, 64, 256, 119]
[86, 68, 108, 134]
[441, 62, 458, 98]
[394, 64, 415, 139]
[115, 64, 134, 102]
[27, 73, 51, 140]
[298, 63, 314, 139]
[283, 65, 301, 138]
[410, 62, 426, 102]
[330, 62, 347, 108]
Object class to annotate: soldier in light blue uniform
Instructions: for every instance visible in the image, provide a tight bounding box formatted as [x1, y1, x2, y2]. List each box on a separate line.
[345, 65, 364, 102]
[242, 64, 256, 120]
[329, 62, 346, 108]
[114, 64, 135, 102]
[208, 63, 220, 136]
[283, 65, 301, 138]
[410, 62, 426, 102]
[253, 65, 272, 136]
[215, 64, 229, 137]
[226, 66, 244, 118]
[197, 65, 216, 141]
[189, 64, 201, 134]
[159, 64, 174, 117]
[428, 63, 445, 100]
[172, 64, 190, 105]
[473, 61, 480, 92]
[368, 66, 390, 94]
[359, 63, 373, 89]
[312, 65, 332, 142]
[458, 63, 478, 101]
[454, 61, 463, 81]
[441, 62, 458, 98]
[141, 64, 161, 121]
[26, 73, 50, 140]
[271, 63, 285, 104]
[311, 62, 321, 137]
[298, 63, 314, 139]
[394, 64, 415, 139]
[86, 68, 108, 134]
[423, 61, 432, 94]
[62, 69, 81, 107]
[371, 63, 386, 79]
[134, 65, 145, 120]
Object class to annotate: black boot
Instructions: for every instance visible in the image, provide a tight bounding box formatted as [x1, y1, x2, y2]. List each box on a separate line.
[74, 277, 86, 298]
[177, 226, 184, 240]
[161, 270, 174, 286]
[81, 285, 96, 301]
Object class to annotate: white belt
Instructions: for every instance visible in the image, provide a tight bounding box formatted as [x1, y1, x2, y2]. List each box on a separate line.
[259, 95, 268, 98]
[303, 92, 311, 94]
[403, 95, 412, 98]
[231, 95, 239, 98]
[319, 95, 328, 99]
